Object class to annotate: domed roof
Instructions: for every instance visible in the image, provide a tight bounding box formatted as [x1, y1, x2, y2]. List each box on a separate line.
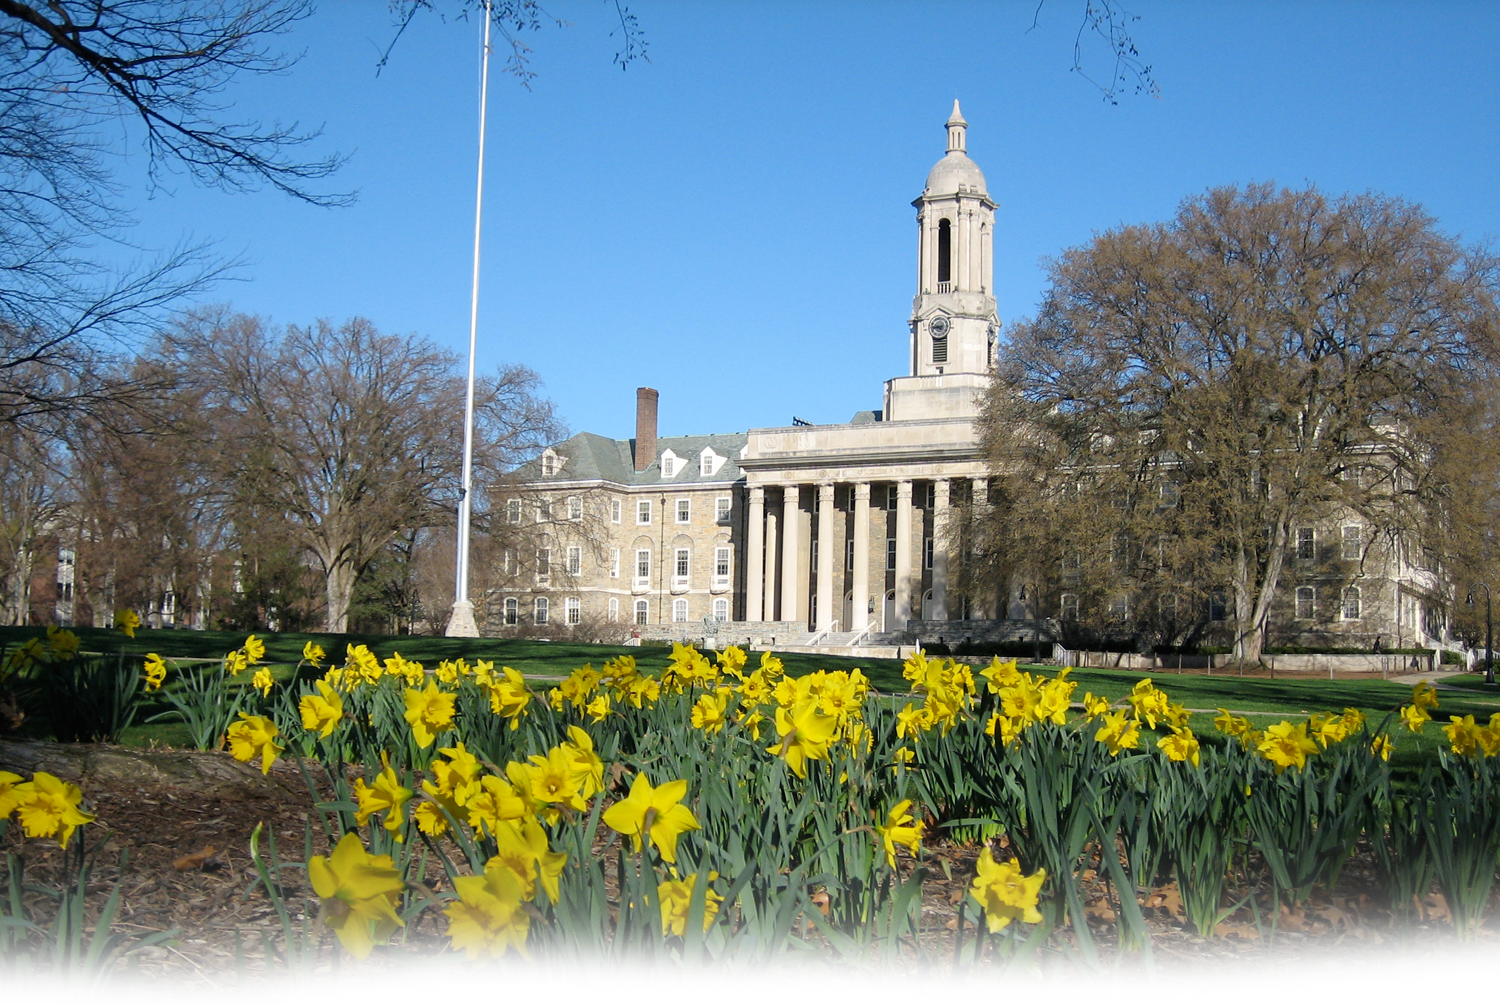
[924, 152, 987, 197]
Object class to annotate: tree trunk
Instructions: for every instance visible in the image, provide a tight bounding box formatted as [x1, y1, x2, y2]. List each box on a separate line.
[325, 559, 356, 633]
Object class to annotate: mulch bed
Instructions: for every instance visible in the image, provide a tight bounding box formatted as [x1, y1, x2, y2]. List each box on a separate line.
[2, 739, 1494, 980]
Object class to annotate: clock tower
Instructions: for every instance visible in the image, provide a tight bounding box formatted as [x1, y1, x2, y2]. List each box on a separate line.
[883, 101, 1000, 420]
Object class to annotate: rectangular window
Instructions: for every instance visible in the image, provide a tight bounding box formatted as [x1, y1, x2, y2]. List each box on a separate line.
[716, 496, 732, 523]
[1108, 597, 1129, 621]
[924, 483, 935, 508]
[507, 499, 522, 524]
[714, 546, 731, 582]
[1159, 594, 1178, 623]
[534, 597, 549, 625]
[673, 598, 689, 622]
[1297, 527, 1315, 560]
[568, 496, 583, 520]
[635, 599, 649, 625]
[811, 543, 818, 573]
[1209, 591, 1228, 622]
[541, 453, 555, 476]
[886, 485, 899, 511]
[504, 597, 518, 626]
[713, 598, 729, 622]
[923, 537, 934, 570]
[1296, 586, 1315, 620]
[676, 498, 691, 524]
[1342, 587, 1362, 621]
[502, 548, 517, 575]
[636, 499, 652, 525]
[635, 549, 652, 582]
[566, 546, 582, 576]
[535, 498, 551, 522]
[846, 539, 855, 571]
[610, 548, 620, 578]
[886, 538, 897, 570]
[674, 548, 690, 580]
[1342, 525, 1361, 561]
[607, 598, 619, 622]
[536, 548, 551, 585]
[1060, 593, 1078, 621]
[565, 597, 581, 625]
[611, 498, 623, 523]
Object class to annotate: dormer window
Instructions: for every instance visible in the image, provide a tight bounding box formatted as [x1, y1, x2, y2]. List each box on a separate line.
[540, 449, 563, 477]
[660, 449, 681, 478]
[699, 447, 724, 477]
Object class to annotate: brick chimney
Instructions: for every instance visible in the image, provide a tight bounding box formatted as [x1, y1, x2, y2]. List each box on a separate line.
[634, 387, 659, 472]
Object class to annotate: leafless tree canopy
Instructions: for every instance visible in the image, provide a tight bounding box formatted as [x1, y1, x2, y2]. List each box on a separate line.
[972, 183, 1500, 662]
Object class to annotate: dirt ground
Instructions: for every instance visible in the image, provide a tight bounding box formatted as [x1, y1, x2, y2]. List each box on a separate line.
[1, 739, 1494, 982]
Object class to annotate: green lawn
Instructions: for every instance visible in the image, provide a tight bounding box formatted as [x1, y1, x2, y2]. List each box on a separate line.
[6, 626, 1484, 768]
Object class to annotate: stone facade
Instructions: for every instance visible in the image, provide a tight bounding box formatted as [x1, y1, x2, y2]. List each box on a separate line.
[494, 103, 1454, 653]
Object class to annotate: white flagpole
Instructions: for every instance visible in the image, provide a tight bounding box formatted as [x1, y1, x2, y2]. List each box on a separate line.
[447, 1, 491, 638]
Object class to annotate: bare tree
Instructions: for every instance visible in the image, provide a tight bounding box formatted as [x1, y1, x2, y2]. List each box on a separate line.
[974, 183, 1500, 663]
[0, 420, 70, 623]
[166, 309, 559, 632]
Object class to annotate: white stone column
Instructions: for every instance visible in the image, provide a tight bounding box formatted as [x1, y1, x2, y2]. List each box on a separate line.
[745, 486, 764, 622]
[815, 483, 835, 632]
[894, 480, 913, 630]
[971, 477, 990, 618]
[931, 478, 949, 621]
[780, 485, 801, 624]
[762, 505, 779, 621]
[851, 483, 871, 631]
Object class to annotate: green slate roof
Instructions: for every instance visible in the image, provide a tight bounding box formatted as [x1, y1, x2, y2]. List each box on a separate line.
[519, 430, 749, 486]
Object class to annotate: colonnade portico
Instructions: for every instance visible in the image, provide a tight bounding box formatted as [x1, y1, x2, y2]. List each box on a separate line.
[739, 471, 989, 634]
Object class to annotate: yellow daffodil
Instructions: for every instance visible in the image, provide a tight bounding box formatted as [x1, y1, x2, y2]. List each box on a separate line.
[1477, 717, 1500, 758]
[1371, 734, 1394, 761]
[299, 679, 345, 739]
[874, 799, 925, 868]
[445, 864, 530, 960]
[307, 833, 405, 960]
[1340, 707, 1366, 733]
[465, 774, 530, 836]
[690, 689, 731, 734]
[404, 680, 457, 748]
[1309, 712, 1349, 748]
[602, 772, 700, 863]
[302, 640, 326, 668]
[1157, 725, 1201, 766]
[525, 746, 588, 815]
[585, 693, 610, 723]
[113, 608, 139, 638]
[1257, 720, 1320, 773]
[717, 645, 748, 678]
[353, 759, 414, 839]
[1399, 703, 1431, 733]
[768, 698, 838, 778]
[486, 666, 531, 727]
[1443, 715, 1483, 757]
[1094, 710, 1140, 756]
[970, 848, 1045, 933]
[1081, 692, 1111, 720]
[251, 667, 274, 698]
[1411, 681, 1440, 712]
[224, 649, 249, 676]
[658, 869, 723, 936]
[345, 644, 382, 686]
[487, 816, 567, 903]
[242, 634, 266, 664]
[227, 713, 284, 775]
[562, 725, 605, 798]
[11, 772, 95, 848]
[891, 746, 916, 766]
[142, 653, 167, 692]
[979, 656, 1023, 693]
[1126, 678, 1170, 729]
[0, 770, 25, 819]
[46, 625, 80, 658]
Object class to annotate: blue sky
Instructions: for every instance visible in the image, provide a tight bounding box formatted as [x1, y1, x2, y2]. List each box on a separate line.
[115, 1, 1500, 443]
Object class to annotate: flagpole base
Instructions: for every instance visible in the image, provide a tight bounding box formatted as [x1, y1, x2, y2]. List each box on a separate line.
[446, 599, 480, 638]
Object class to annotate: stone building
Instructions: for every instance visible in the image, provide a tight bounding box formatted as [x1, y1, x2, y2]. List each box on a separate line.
[491, 102, 1456, 655]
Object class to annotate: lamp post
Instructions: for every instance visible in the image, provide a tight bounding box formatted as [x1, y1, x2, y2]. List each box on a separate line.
[447, 1, 492, 639]
[1467, 582, 1493, 686]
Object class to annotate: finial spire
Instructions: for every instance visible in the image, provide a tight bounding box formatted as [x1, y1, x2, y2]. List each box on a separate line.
[945, 100, 967, 154]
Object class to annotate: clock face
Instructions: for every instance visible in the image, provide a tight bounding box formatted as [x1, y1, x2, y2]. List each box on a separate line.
[929, 315, 950, 338]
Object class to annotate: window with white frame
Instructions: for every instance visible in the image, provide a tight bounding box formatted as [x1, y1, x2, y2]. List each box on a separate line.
[504, 597, 518, 626]
[502, 548, 517, 575]
[661, 455, 678, 478]
[535, 498, 551, 522]
[676, 498, 690, 524]
[607, 598, 619, 622]
[634, 599, 649, 624]
[506, 499, 522, 524]
[714, 547, 731, 584]
[1297, 527, 1315, 560]
[1108, 597, 1129, 621]
[924, 483, 935, 508]
[566, 546, 581, 576]
[541, 452, 556, 477]
[1342, 586, 1362, 620]
[674, 548, 690, 582]
[635, 549, 652, 583]
[1296, 586, 1315, 620]
[568, 496, 583, 520]
[886, 538, 897, 570]
[1342, 525, 1362, 561]
[700, 450, 716, 477]
[1209, 591, 1229, 621]
[713, 598, 729, 621]
[716, 496, 731, 522]
[885, 485, 899, 510]
[672, 598, 689, 622]
[610, 548, 620, 578]
[1060, 593, 1079, 621]
[534, 597, 549, 624]
[611, 498, 622, 524]
[565, 597, 580, 625]
[846, 539, 855, 571]
[923, 537, 934, 570]
[536, 548, 551, 585]
[636, 499, 652, 525]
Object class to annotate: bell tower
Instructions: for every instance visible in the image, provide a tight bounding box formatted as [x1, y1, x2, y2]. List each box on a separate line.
[908, 101, 999, 379]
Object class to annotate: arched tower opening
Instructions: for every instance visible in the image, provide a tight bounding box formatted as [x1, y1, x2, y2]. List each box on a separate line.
[937, 218, 952, 286]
